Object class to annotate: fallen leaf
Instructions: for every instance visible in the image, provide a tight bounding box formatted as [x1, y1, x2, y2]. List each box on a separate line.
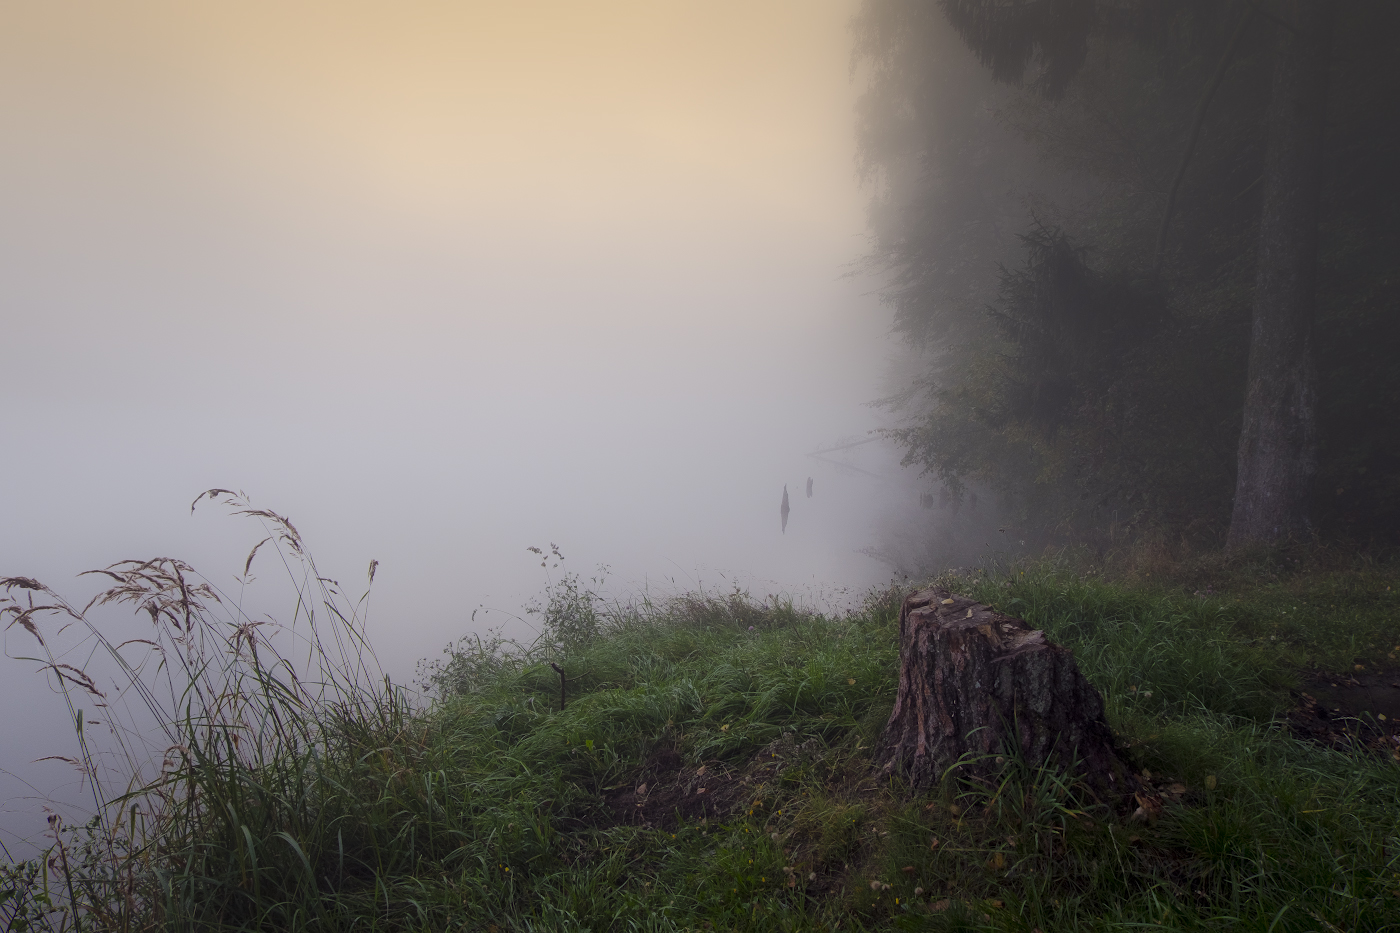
[1132, 793, 1163, 824]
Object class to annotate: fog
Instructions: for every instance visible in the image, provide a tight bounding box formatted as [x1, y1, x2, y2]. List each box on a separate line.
[0, 1, 1002, 853]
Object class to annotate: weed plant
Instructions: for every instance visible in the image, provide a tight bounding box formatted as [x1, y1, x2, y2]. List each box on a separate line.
[3, 518, 1398, 931]
[1, 491, 396, 931]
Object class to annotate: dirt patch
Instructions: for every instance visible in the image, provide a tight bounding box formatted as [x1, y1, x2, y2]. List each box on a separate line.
[1286, 667, 1400, 758]
[600, 733, 839, 831]
[602, 748, 746, 830]
[1303, 667, 1400, 720]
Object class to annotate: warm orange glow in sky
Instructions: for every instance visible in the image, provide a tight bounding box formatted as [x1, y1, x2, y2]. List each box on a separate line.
[0, 1, 862, 232]
[1, 1, 899, 854]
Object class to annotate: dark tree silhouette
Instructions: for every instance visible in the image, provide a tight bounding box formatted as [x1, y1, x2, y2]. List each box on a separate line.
[859, 0, 1382, 543]
[1227, 0, 1333, 547]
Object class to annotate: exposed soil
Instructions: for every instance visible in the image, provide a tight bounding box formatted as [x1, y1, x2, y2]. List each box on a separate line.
[600, 747, 745, 830]
[592, 664, 1400, 843]
[599, 733, 847, 832]
[1286, 666, 1400, 759]
[577, 684, 1399, 920]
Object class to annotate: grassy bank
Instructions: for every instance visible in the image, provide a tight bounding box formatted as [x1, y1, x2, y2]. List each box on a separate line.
[4, 543, 1399, 931]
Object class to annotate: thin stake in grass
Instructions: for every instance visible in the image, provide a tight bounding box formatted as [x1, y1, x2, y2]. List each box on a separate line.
[549, 662, 568, 711]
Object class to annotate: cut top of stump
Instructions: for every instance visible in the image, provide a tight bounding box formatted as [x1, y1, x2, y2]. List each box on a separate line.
[900, 590, 1051, 657]
[877, 587, 1135, 801]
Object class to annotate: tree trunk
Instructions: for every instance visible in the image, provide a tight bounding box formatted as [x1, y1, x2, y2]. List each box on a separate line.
[1227, 0, 1333, 548]
[875, 588, 1133, 800]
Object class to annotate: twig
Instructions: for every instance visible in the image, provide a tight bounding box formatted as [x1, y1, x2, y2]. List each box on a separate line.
[549, 662, 567, 711]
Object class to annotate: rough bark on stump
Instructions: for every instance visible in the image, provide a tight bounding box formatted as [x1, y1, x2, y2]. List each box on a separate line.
[875, 587, 1133, 799]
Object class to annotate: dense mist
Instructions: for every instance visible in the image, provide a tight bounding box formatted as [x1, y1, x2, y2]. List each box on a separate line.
[856, 0, 1399, 551]
[0, 1, 1005, 855]
[9, 0, 1393, 866]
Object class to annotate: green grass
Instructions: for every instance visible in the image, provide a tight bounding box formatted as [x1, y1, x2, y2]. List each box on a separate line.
[4, 533, 1400, 931]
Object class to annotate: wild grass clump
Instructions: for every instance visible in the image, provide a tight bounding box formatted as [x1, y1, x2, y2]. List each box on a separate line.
[4, 519, 1398, 931]
[1, 491, 402, 931]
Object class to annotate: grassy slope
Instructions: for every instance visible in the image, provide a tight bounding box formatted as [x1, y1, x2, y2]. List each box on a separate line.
[9, 560, 1400, 932]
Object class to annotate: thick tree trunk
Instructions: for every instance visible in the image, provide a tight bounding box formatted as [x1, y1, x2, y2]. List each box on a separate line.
[1227, 0, 1333, 548]
[875, 588, 1133, 800]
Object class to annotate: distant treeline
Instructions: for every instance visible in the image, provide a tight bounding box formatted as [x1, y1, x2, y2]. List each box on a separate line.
[855, 0, 1399, 547]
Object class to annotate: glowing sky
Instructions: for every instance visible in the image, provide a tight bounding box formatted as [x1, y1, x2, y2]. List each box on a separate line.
[0, 0, 907, 850]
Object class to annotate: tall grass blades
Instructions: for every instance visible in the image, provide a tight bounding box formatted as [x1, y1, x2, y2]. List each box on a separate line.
[3, 524, 1398, 931]
[1, 491, 394, 931]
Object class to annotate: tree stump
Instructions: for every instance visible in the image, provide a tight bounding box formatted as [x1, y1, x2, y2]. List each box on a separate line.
[875, 587, 1134, 799]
